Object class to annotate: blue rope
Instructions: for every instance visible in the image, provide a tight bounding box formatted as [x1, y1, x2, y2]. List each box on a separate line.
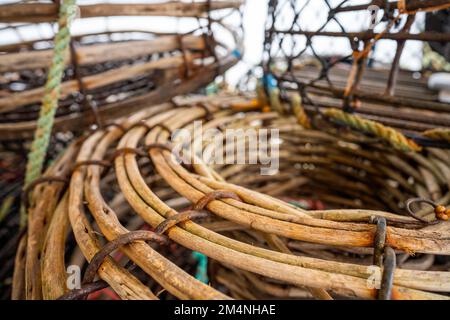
[192, 251, 209, 284]
[232, 49, 242, 59]
[263, 72, 277, 90]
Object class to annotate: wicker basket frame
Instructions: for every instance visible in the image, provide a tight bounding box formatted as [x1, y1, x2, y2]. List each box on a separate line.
[12, 93, 450, 300]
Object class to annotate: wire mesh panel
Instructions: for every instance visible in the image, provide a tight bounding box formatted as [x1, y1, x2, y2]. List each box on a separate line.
[263, 0, 450, 149]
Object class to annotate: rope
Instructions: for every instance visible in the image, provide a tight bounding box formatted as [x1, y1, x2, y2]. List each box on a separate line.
[21, 0, 77, 228]
[423, 43, 450, 72]
[258, 73, 285, 114]
[423, 128, 450, 143]
[256, 81, 270, 113]
[290, 93, 311, 129]
[192, 251, 209, 284]
[268, 86, 284, 114]
[259, 75, 311, 127]
[230, 98, 261, 111]
[324, 108, 422, 152]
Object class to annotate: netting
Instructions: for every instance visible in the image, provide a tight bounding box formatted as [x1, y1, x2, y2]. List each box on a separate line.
[263, 0, 450, 149]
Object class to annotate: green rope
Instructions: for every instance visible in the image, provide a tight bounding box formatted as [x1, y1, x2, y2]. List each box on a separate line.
[288, 200, 310, 210]
[21, 0, 77, 228]
[192, 251, 209, 284]
[205, 82, 219, 95]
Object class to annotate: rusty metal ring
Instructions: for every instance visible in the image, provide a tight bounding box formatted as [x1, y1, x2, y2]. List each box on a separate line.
[152, 123, 172, 136]
[154, 210, 209, 235]
[143, 143, 174, 154]
[80, 230, 169, 299]
[22, 177, 68, 209]
[197, 102, 214, 121]
[73, 160, 112, 172]
[144, 142, 192, 168]
[110, 147, 149, 160]
[405, 198, 440, 225]
[142, 123, 172, 139]
[193, 190, 242, 211]
[378, 246, 396, 300]
[372, 216, 387, 267]
[57, 280, 109, 300]
[125, 121, 154, 134]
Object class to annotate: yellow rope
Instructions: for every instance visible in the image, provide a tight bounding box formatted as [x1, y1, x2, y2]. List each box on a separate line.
[256, 83, 270, 113]
[423, 128, 450, 143]
[324, 108, 422, 152]
[290, 93, 311, 129]
[268, 87, 284, 114]
[257, 79, 310, 127]
[423, 43, 450, 72]
[230, 98, 261, 111]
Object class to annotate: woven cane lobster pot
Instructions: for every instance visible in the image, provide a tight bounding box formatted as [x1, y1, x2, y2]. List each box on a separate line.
[263, 0, 450, 149]
[0, 0, 243, 299]
[12, 93, 450, 300]
[0, 0, 243, 140]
